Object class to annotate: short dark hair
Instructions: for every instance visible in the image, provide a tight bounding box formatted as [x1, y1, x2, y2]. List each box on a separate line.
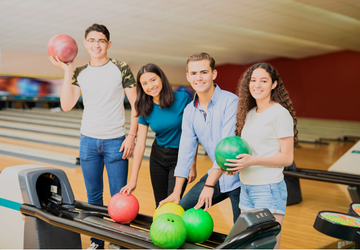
[135, 63, 175, 117]
[85, 23, 110, 41]
[186, 52, 215, 71]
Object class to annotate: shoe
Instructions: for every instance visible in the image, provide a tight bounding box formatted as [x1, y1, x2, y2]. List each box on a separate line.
[108, 243, 123, 249]
[87, 242, 104, 249]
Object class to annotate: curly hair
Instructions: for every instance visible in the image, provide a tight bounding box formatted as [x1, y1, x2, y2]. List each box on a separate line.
[235, 62, 299, 146]
[135, 63, 175, 117]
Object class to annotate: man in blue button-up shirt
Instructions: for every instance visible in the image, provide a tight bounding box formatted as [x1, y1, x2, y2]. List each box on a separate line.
[159, 52, 241, 222]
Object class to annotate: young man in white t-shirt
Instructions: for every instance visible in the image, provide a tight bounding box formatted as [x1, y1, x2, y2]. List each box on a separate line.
[50, 23, 138, 249]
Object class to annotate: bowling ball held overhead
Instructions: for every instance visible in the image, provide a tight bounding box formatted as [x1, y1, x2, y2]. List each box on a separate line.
[47, 34, 78, 63]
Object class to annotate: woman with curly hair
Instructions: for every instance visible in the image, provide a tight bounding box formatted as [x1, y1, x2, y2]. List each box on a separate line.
[224, 62, 298, 249]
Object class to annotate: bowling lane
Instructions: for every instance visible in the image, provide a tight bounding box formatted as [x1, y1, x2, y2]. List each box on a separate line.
[0, 119, 80, 137]
[0, 108, 82, 122]
[296, 117, 360, 143]
[0, 115, 81, 129]
[0, 127, 155, 159]
[0, 108, 155, 137]
[0, 136, 79, 167]
[6, 108, 360, 144]
[3, 107, 84, 118]
[0, 127, 80, 147]
[0, 108, 209, 155]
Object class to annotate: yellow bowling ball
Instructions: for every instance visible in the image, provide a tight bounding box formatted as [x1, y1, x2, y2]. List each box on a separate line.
[153, 202, 185, 221]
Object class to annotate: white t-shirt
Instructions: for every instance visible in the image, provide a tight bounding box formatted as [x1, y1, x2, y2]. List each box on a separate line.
[72, 59, 135, 139]
[240, 103, 294, 185]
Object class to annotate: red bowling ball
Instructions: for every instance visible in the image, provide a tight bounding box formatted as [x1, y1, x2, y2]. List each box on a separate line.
[108, 193, 139, 224]
[47, 34, 78, 63]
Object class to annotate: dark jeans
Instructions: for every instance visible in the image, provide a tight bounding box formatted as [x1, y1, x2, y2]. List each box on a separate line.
[179, 174, 241, 223]
[150, 140, 187, 207]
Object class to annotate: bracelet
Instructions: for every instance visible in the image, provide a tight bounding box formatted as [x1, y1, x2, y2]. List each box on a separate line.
[204, 184, 215, 189]
[128, 133, 136, 137]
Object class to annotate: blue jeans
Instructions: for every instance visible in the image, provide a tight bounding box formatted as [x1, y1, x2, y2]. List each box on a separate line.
[79, 134, 128, 246]
[179, 174, 241, 223]
[239, 180, 288, 215]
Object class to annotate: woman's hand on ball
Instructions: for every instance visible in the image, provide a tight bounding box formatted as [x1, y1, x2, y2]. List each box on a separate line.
[224, 154, 255, 173]
[119, 180, 136, 195]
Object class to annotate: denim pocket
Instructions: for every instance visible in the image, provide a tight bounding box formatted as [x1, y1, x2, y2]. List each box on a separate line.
[275, 181, 288, 201]
[79, 134, 89, 160]
[105, 137, 125, 163]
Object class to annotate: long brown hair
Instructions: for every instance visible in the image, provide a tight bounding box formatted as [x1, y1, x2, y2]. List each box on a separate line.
[235, 62, 299, 146]
[135, 63, 175, 117]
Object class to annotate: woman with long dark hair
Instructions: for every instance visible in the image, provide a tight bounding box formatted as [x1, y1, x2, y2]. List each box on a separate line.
[120, 63, 196, 207]
[225, 62, 298, 249]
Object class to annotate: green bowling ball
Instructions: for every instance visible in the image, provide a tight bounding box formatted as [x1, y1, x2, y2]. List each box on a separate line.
[215, 136, 252, 171]
[181, 208, 214, 243]
[150, 213, 187, 249]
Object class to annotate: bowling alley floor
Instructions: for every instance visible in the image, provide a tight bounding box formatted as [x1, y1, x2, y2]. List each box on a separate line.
[0, 107, 358, 249]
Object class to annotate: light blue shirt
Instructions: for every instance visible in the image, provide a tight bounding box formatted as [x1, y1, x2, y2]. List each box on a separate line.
[174, 85, 241, 192]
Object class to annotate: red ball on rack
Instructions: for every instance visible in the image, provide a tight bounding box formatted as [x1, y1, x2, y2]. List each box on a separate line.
[108, 193, 139, 224]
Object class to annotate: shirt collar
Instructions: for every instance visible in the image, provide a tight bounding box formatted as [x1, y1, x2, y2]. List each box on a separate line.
[193, 84, 221, 108]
